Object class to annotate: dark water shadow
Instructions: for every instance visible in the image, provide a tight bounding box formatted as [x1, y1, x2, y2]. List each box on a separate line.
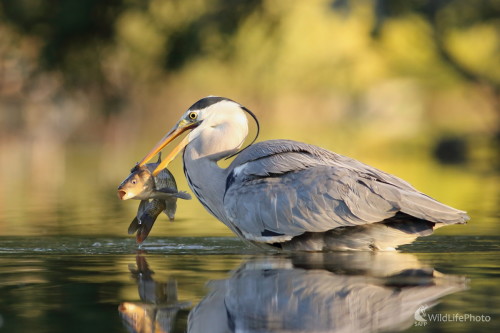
[120, 251, 467, 333]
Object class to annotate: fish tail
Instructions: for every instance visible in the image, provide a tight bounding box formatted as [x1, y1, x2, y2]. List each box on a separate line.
[136, 213, 157, 244]
[128, 217, 140, 234]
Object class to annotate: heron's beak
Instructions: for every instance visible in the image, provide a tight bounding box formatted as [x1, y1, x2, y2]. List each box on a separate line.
[138, 119, 195, 176]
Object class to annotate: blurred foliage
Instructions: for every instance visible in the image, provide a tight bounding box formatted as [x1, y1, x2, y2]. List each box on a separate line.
[1, 0, 499, 129]
[0, 0, 498, 236]
[1, 0, 499, 88]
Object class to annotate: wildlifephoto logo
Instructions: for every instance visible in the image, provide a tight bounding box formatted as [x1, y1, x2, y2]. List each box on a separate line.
[414, 304, 429, 324]
[414, 304, 492, 327]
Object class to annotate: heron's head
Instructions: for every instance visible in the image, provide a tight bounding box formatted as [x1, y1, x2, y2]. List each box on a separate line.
[138, 96, 259, 176]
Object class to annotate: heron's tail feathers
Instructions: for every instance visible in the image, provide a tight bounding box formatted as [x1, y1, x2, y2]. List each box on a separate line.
[398, 191, 469, 225]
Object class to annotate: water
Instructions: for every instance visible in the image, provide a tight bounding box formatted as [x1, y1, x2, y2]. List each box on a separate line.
[0, 148, 498, 332]
[0, 235, 498, 333]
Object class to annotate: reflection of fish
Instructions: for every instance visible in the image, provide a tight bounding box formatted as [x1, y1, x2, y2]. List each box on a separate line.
[188, 253, 467, 333]
[119, 254, 191, 333]
[117, 154, 191, 243]
[119, 302, 167, 333]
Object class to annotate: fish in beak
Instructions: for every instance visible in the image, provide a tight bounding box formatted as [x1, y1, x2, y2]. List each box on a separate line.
[138, 119, 197, 176]
[117, 154, 192, 243]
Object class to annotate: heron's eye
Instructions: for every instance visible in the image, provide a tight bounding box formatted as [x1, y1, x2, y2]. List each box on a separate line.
[188, 112, 198, 120]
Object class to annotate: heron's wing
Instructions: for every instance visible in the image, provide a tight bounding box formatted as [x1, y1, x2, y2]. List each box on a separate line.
[232, 140, 417, 191]
[224, 164, 398, 242]
[224, 140, 468, 243]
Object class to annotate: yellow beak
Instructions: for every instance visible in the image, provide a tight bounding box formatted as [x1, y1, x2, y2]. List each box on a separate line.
[138, 120, 195, 176]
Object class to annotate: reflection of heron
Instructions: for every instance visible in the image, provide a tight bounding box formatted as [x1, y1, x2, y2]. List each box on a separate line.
[188, 253, 467, 333]
[136, 96, 469, 251]
[118, 254, 190, 333]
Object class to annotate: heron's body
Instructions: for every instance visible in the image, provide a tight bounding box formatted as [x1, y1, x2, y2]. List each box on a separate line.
[133, 96, 469, 251]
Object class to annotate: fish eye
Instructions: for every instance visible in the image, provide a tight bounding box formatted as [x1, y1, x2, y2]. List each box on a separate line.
[131, 179, 137, 185]
[188, 111, 198, 120]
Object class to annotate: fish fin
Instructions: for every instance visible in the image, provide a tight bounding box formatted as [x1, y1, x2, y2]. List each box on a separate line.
[175, 191, 192, 200]
[156, 187, 177, 194]
[130, 163, 140, 173]
[163, 209, 176, 221]
[156, 152, 162, 164]
[128, 217, 140, 234]
[152, 189, 192, 200]
[151, 192, 176, 200]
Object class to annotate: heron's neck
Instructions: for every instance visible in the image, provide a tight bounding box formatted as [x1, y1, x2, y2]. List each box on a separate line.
[182, 113, 248, 224]
[182, 145, 230, 222]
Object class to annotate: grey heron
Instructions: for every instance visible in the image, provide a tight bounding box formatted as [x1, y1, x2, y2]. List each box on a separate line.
[130, 96, 469, 251]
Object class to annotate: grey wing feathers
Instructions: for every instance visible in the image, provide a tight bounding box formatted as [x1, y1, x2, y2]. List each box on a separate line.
[224, 140, 468, 242]
[232, 140, 414, 191]
[358, 178, 469, 224]
[225, 166, 399, 242]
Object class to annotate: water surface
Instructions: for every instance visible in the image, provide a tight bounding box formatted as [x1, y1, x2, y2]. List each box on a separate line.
[0, 235, 499, 332]
[0, 152, 498, 332]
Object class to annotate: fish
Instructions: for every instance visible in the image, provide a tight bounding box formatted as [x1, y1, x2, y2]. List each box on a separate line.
[118, 154, 191, 243]
[117, 154, 190, 202]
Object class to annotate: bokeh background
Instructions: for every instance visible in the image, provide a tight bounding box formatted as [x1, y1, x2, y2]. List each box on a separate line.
[0, 0, 498, 237]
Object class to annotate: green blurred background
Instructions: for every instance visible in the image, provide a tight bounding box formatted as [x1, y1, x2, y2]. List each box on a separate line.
[0, 0, 498, 237]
